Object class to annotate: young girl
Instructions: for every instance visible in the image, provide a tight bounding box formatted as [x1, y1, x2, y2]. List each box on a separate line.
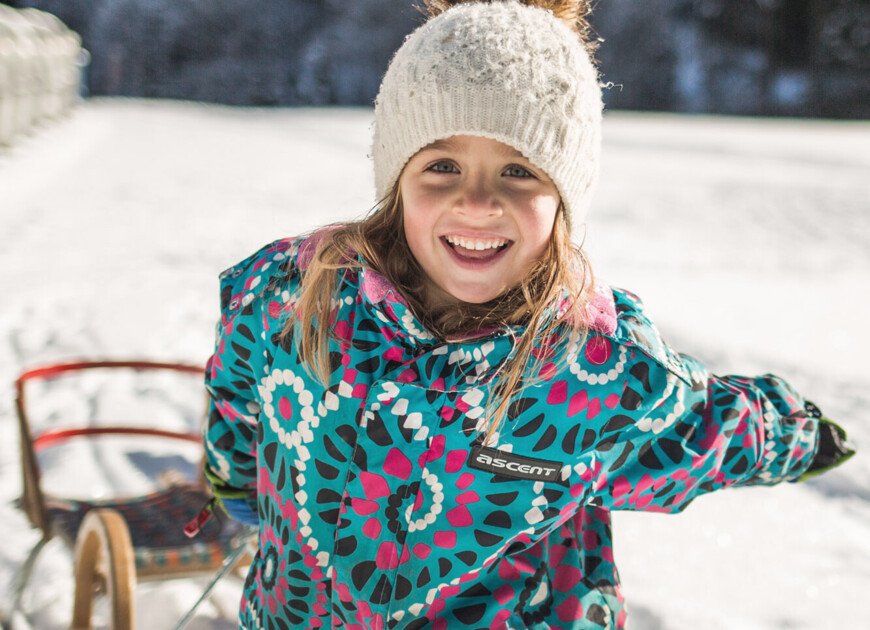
[202, 1, 854, 628]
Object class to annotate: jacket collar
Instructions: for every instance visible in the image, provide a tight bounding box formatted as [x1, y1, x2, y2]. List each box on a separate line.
[358, 265, 437, 347]
[358, 264, 617, 345]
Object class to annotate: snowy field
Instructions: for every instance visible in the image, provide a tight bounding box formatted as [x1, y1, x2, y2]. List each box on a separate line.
[0, 99, 868, 629]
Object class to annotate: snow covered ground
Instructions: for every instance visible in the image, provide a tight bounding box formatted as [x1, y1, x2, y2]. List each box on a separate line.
[0, 99, 868, 629]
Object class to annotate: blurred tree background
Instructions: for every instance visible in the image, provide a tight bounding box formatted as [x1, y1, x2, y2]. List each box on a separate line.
[2, 0, 867, 117]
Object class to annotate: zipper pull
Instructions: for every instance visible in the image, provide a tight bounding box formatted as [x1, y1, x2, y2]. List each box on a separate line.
[184, 497, 216, 538]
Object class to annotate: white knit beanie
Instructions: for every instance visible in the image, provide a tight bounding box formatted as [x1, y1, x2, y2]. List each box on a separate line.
[372, 0, 603, 228]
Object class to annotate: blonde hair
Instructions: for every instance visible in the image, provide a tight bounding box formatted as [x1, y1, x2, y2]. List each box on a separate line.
[285, 184, 593, 442]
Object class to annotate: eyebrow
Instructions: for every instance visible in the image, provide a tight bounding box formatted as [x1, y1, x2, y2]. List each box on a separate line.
[422, 138, 526, 159]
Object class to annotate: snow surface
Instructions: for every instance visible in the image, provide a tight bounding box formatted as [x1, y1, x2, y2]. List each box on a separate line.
[0, 99, 868, 629]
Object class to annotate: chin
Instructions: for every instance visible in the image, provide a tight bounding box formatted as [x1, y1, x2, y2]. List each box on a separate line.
[444, 285, 502, 305]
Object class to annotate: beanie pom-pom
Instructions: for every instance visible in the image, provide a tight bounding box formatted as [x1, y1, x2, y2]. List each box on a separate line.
[420, 0, 597, 52]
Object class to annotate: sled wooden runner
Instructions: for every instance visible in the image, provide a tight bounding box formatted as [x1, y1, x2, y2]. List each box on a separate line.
[72, 508, 136, 630]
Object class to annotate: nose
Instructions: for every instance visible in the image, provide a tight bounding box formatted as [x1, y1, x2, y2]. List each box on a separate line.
[453, 175, 502, 219]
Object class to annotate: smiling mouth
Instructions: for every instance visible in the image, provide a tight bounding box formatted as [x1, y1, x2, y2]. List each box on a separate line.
[441, 235, 512, 262]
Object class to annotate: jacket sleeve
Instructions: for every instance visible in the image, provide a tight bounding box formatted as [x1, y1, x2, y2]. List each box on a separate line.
[202, 296, 262, 517]
[591, 351, 849, 513]
[202, 243, 290, 519]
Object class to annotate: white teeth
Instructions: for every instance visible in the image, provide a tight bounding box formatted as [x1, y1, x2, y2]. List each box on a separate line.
[445, 235, 507, 250]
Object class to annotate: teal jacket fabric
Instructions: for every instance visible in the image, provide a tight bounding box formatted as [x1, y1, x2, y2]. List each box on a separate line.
[204, 234, 828, 630]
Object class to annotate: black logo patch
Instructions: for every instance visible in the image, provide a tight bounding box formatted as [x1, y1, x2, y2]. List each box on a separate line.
[468, 446, 564, 482]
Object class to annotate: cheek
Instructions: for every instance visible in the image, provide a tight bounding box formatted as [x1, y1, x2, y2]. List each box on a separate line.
[403, 216, 421, 256]
[401, 175, 449, 244]
[401, 197, 432, 257]
[520, 201, 559, 258]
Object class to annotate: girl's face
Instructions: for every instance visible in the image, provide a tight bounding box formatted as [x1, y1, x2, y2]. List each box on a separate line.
[399, 135, 560, 306]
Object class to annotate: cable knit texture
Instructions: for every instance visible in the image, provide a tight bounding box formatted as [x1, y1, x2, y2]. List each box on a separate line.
[373, 0, 603, 227]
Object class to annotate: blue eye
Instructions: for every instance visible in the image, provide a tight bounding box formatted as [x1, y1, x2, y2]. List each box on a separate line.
[505, 165, 533, 178]
[428, 161, 458, 173]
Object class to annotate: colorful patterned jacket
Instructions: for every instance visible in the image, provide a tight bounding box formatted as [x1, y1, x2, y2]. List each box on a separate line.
[204, 234, 830, 630]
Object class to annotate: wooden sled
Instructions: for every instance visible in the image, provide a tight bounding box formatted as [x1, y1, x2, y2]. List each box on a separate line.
[2, 360, 252, 630]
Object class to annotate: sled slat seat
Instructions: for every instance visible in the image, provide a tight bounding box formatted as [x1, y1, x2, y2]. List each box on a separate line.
[44, 482, 245, 578]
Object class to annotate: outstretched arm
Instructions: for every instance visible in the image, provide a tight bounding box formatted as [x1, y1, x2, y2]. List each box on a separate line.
[596, 355, 853, 513]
